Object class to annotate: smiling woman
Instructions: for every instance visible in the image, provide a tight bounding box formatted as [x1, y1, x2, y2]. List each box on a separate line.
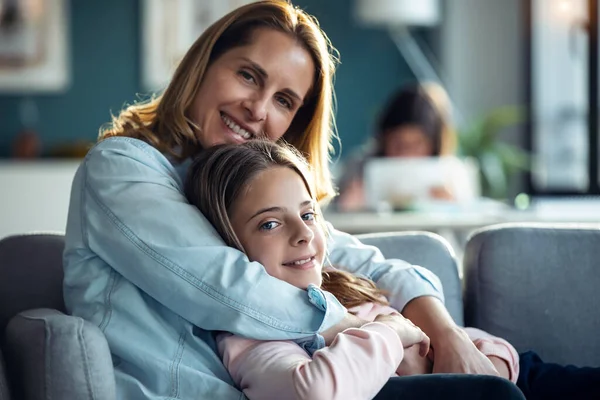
[62, 1, 495, 399]
[189, 27, 315, 147]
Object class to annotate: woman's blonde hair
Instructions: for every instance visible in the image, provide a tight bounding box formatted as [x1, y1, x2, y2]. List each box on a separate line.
[185, 140, 388, 309]
[100, 0, 338, 201]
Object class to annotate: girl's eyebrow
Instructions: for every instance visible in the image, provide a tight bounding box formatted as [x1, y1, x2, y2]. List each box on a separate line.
[247, 206, 285, 222]
[246, 200, 314, 222]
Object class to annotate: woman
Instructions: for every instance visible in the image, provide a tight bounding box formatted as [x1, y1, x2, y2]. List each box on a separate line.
[63, 1, 500, 399]
[336, 83, 470, 211]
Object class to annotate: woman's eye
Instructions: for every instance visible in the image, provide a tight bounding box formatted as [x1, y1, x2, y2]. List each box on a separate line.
[260, 221, 279, 231]
[275, 95, 292, 109]
[239, 70, 256, 84]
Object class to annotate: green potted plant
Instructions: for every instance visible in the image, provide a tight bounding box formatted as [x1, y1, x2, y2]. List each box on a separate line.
[458, 106, 529, 199]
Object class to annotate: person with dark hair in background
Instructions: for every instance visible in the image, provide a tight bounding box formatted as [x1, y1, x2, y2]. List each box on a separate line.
[336, 82, 473, 211]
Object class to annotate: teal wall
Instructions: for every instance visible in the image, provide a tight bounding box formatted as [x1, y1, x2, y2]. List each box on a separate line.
[0, 0, 420, 159]
[0, 0, 140, 157]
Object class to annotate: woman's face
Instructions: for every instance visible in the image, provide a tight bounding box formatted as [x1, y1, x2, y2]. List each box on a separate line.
[383, 125, 434, 158]
[190, 28, 315, 148]
[230, 166, 325, 290]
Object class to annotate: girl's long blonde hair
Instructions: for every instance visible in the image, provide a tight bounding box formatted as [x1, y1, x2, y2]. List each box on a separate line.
[185, 140, 388, 309]
[99, 0, 338, 202]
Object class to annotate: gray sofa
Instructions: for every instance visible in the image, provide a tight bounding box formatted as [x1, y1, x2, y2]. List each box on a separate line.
[464, 223, 600, 367]
[1, 224, 599, 399]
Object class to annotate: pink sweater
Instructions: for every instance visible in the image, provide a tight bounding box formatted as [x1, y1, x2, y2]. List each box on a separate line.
[217, 302, 519, 400]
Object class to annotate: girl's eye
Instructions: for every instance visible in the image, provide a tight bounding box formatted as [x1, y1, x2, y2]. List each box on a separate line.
[260, 221, 279, 231]
[302, 212, 315, 222]
[275, 95, 292, 109]
[239, 70, 256, 84]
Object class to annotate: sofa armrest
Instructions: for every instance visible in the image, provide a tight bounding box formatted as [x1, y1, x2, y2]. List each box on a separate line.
[357, 231, 463, 326]
[464, 223, 600, 366]
[4, 308, 116, 400]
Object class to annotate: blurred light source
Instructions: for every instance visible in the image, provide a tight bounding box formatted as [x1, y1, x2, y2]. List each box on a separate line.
[559, 0, 573, 13]
[354, 0, 440, 27]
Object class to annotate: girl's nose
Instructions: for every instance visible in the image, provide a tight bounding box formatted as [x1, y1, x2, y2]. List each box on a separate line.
[292, 221, 314, 246]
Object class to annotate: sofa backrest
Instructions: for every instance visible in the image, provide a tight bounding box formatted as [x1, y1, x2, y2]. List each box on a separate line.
[0, 233, 66, 340]
[358, 232, 464, 326]
[464, 223, 600, 366]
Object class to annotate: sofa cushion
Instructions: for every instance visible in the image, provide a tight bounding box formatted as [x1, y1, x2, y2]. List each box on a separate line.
[357, 232, 463, 326]
[464, 223, 600, 366]
[4, 308, 115, 400]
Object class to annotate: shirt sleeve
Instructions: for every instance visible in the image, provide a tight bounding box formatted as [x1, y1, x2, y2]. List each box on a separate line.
[465, 327, 520, 383]
[217, 322, 404, 400]
[69, 138, 345, 340]
[325, 222, 445, 312]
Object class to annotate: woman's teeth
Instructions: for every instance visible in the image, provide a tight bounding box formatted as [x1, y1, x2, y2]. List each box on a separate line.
[221, 113, 252, 139]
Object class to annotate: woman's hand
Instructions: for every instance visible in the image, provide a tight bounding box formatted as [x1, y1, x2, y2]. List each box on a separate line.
[321, 312, 369, 345]
[375, 313, 430, 357]
[431, 327, 500, 376]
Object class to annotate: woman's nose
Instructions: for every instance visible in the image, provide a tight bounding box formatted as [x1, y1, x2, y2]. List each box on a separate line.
[242, 95, 268, 122]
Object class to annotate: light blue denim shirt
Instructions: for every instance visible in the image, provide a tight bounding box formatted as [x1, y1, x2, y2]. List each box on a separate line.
[63, 137, 443, 400]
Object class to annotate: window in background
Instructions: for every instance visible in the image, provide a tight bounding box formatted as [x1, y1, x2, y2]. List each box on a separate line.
[529, 0, 595, 194]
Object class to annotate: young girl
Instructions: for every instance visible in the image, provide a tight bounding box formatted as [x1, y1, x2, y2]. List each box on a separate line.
[184, 140, 520, 400]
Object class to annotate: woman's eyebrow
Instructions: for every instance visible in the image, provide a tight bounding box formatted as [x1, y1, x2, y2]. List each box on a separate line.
[240, 57, 303, 103]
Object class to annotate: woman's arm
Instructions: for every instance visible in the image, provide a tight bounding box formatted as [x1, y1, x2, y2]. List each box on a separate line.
[325, 224, 444, 313]
[402, 297, 500, 376]
[325, 228, 501, 375]
[217, 322, 404, 400]
[64, 137, 345, 340]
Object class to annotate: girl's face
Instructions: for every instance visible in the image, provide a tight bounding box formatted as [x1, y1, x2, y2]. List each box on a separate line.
[230, 166, 325, 290]
[190, 28, 315, 148]
[383, 125, 434, 158]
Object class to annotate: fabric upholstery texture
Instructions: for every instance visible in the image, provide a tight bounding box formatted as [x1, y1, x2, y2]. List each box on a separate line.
[464, 223, 600, 366]
[0, 233, 66, 338]
[5, 309, 116, 400]
[357, 232, 464, 326]
[0, 347, 10, 400]
[0, 231, 462, 398]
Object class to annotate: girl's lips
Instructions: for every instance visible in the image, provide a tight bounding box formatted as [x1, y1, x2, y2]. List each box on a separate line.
[283, 256, 317, 270]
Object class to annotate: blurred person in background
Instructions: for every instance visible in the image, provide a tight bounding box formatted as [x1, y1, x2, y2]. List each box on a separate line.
[335, 82, 476, 212]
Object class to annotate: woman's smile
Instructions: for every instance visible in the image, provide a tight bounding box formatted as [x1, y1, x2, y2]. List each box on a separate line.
[220, 112, 255, 142]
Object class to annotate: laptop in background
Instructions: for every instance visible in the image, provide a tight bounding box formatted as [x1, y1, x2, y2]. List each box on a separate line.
[363, 157, 480, 211]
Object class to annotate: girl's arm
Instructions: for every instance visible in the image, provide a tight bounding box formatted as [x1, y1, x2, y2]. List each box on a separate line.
[217, 322, 404, 400]
[465, 327, 520, 383]
[64, 137, 345, 340]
